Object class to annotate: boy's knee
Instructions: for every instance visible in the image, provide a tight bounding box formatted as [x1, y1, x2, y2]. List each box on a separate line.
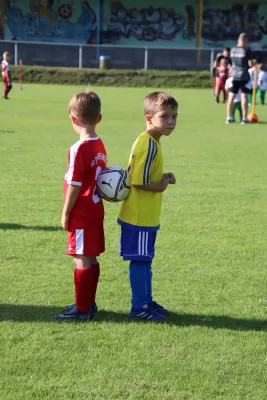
[73, 255, 97, 269]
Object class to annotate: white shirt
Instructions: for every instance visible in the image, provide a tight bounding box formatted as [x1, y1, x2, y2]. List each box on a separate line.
[258, 71, 267, 90]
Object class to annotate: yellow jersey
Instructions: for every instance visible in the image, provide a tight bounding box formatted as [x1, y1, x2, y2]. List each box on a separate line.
[118, 132, 163, 229]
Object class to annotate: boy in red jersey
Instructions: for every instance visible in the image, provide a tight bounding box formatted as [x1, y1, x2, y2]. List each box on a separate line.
[215, 57, 229, 104]
[56, 91, 107, 321]
[2, 52, 12, 99]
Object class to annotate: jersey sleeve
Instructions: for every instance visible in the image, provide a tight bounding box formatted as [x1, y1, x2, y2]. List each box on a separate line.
[130, 139, 158, 186]
[67, 145, 86, 186]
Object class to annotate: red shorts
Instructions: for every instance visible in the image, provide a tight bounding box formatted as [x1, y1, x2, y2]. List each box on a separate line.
[67, 222, 105, 256]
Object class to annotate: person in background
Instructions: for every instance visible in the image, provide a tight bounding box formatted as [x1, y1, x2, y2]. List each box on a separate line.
[215, 57, 229, 104]
[226, 33, 254, 124]
[2, 51, 12, 100]
[248, 60, 258, 106]
[212, 48, 232, 96]
[257, 64, 267, 105]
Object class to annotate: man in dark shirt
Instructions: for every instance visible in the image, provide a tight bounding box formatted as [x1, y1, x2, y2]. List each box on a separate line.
[226, 33, 254, 124]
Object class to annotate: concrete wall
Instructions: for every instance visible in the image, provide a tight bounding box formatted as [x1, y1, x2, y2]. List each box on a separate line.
[1, 0, 267, 49]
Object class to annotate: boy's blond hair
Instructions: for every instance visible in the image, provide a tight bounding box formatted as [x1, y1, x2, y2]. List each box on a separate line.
[144, 92, 178, 116]
[249, 59, 257, 67]
[68, 91, 101, 125]
[3, 51, 9, 58]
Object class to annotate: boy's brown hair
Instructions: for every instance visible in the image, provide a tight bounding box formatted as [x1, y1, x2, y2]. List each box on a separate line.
[258, 63, 264, 71]
[68, 91, 101, 125]
[144, 92, 178, 116]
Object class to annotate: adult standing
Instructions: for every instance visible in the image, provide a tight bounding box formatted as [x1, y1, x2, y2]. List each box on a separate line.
[226, 33, 254, 124]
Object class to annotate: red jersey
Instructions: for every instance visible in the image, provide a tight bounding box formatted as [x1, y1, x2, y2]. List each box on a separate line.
[2, 60, 9, 79]
[64, 137, 107, 229]
[217, 66, 228, 84]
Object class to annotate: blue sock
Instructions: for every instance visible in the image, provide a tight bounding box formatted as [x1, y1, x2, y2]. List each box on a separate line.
[129, 261, 149, 309]
[146, 263, 153, 304]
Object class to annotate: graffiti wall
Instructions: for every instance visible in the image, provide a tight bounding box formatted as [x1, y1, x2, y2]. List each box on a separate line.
[102, 0, 197, 46]
[4, 0, 97, 43]
[202, 2, 267, 49]
[2, 0, 267, 48]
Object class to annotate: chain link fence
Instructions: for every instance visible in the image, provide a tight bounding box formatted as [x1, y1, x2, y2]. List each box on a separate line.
[0, 40, 267, 71]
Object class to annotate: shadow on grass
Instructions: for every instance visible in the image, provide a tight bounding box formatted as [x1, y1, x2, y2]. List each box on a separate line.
[0, 223, 61, 231]
[0, 304, 266, 331]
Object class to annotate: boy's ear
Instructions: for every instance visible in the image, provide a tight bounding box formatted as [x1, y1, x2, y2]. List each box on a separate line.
[145, 114, 152, 124]
[70, 115, 78, 125]
[97, 113, 102, 124]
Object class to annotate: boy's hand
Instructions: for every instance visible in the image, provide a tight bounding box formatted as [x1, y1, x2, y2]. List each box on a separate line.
[165, 172, 176, 184]
[160, 174, 170, 191]
[61, 213, 69, 230]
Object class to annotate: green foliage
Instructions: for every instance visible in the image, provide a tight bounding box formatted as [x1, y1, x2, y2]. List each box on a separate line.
[11, 66, 211, 88]
[1, 84, 267, 400]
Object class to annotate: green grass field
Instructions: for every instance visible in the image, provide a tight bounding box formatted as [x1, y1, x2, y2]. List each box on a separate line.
[1, 84, 267, 400]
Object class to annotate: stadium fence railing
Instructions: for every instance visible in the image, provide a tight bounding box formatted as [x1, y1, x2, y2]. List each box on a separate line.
[0, 40, 267, 71]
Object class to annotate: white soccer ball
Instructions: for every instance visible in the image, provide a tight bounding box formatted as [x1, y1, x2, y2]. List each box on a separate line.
[96, 165, 131, 202]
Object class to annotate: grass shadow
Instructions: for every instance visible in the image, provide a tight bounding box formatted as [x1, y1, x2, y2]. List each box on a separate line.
[0, 130, 15, 133]
[0, 304, 266, 331]
[0, 223, 61, 231]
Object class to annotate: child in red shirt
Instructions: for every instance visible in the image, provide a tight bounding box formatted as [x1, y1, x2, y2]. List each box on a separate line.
[215, 58, 229, 104]
[56, 91, 107, 321]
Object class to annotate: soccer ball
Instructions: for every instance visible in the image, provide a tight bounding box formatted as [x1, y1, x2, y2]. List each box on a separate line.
[96, 165, 130, 202]
[247, 113, 259, 123]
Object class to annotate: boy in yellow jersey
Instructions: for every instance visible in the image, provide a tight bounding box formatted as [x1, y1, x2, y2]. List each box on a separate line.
[118, 92, 178, 321]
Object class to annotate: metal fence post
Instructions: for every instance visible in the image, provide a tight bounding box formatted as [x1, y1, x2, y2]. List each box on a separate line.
[144, 47, 148, 70]
[79, 46, 83, 69]
[210, 49, 214, 72]
[14, 42, 18, 66]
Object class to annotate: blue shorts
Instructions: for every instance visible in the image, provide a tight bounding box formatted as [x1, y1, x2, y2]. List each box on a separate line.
[119, 223, 158, 262]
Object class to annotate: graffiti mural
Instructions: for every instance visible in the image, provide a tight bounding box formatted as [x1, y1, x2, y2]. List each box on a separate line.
[3, 0, 267, 48]
[202, 3, 267, 48]
[5, 0, 97, 43]
[106, 2, 185, 41]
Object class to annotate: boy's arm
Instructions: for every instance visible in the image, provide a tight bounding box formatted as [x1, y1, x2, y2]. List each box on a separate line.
[61, 145, 86, 230]
[61, 185, 80, 230]
[6, 64, 11, 84]
[133, 174, 170, 193]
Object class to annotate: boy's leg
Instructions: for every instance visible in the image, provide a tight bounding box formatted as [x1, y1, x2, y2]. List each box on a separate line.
[56, 225, 104, 320]
[237, 102, 242, 121]
[232, 102, 236, 121]
[227, 92, 235, 120]
[74, 256, 95, 313]
[241, 91, 249, 121]
[215, 81, 220, 103]
[3, 78, 8, 98]
[129, 260, 148, 309]
[120, 226, 166, 320]
[223, 88, 227, 103]
[146, 262, 153, 304]
[259, 89, 265, 105]
[6, 83, 12, 97]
